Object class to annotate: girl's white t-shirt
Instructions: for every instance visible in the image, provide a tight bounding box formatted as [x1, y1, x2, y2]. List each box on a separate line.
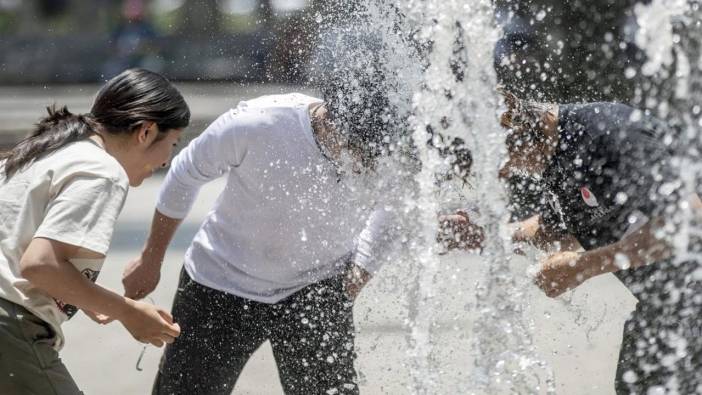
[0, 140, 129, 349]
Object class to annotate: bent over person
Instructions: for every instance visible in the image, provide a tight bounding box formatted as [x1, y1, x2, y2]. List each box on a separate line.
[123, 85, 400, 395]
[501, 93, 702, 394]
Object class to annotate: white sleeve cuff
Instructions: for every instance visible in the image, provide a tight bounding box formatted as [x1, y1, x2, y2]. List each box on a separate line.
[155, 169, 202, 220]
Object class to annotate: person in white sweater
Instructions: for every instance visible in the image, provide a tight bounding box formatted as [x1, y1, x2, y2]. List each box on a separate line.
[123, 62, 483, 395]
[121, 87, 396, 394]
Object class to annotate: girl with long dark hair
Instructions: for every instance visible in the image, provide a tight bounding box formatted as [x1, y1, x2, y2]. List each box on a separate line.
[0, 68, 189, 394]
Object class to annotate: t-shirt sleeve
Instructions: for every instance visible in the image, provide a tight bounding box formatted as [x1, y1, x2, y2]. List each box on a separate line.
[34, 176, 127, 255]
[156, 110, 246, 219]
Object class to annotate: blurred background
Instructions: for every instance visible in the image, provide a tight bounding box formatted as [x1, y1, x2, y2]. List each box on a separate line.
[0, 0, 667, 89]
[0, 0, 679, 146]
[0, 0, 329, 149]
[0, 0, 319, 84]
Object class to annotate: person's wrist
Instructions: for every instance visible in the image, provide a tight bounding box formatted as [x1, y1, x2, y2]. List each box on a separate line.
[140, 247, 165, 268]
[577, 249, 608, 280]
[109, 296, 137, 322]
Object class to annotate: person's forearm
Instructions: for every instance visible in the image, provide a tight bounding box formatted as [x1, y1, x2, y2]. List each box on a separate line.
[511, 215, 581, 252]
[22, 257, 133, 319]
[142, 209, 183, 264]
[542, 233, 582, 252]
[578, 219, 671, 279]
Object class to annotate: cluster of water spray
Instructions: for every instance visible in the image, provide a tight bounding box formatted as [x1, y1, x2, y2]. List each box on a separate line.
[625, 2, 702, 392]
[393, 1, 553, 393]
[636, 1, 702, 263]
[311, 0, 553, 393]
[308, 0, 702, 392]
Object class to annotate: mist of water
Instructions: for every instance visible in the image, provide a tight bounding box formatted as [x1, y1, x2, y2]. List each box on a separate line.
[313, 0, 702, 393]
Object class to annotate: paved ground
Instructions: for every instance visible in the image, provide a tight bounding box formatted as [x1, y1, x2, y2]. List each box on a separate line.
[2, 84, 638, 394]
[56, 175, 637, 395]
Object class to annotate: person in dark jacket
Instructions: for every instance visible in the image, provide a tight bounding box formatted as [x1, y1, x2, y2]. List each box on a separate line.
[501, 92, 702, 394]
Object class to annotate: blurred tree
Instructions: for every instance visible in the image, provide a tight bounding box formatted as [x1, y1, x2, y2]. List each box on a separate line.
[179, 0, 221, 36]
[16, 0, 41, 35]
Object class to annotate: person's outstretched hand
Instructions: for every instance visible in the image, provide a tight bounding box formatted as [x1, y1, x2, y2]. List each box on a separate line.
[123, 255, 161, 300]
[535, 251, 586, 298]
[437, 210, 485, 253]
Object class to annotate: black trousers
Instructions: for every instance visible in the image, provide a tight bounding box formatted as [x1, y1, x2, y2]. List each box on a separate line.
[153, 268, 358, 395]
[615, 306, 702, 394]
[615, 263, 702, 394]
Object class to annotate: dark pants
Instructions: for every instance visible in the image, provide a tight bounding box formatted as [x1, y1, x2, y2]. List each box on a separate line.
[615, 263, 702, 394]
[153, 268, 358, 395]
[0, 298, 82, 395]
[615, 306, 702, 394]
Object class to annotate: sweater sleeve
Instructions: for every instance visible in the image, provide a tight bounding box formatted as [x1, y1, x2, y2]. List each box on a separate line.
[156, 110, 247, 219]
[351, 207, 394, 275]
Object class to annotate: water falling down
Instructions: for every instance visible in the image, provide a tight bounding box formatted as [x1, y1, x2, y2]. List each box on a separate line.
[310, 0, 702, 393]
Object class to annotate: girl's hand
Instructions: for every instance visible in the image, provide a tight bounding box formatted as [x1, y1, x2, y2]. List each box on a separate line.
[119, 300, 181, 347]
[535, 251, 587, 298]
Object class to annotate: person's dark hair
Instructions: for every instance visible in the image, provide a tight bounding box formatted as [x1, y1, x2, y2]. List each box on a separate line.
[0, 68, 190, 179]
[312, 27, 402, 169]
[499, 89, 553, 147]
[321, 75, 392, 168]
[319, 62, 395, 168]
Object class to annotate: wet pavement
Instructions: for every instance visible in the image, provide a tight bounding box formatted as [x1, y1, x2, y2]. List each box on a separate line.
[55, 175, 636, 395]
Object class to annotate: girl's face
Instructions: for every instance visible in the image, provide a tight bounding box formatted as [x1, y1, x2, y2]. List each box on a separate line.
[124, 123, 183, 187]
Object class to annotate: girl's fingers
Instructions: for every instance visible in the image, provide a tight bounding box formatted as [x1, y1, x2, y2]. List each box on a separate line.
[162, 322, 181, 338]
[149, 338, 165, 348]
[157, 309, 174, 324]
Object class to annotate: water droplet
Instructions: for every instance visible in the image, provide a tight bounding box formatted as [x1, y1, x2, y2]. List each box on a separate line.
[614, 253, 631, 270]
[625, 67, 637, 79]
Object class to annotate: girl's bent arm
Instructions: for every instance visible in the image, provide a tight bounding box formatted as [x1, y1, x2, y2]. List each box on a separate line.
[22, 237, 181, 346]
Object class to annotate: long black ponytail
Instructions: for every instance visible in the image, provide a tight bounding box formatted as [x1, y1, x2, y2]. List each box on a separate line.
[0, 68, 190, 179]
[0, 106, 95, 179]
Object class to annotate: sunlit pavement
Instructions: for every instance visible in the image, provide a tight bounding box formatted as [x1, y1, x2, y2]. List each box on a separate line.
[59, 175, 636, 395]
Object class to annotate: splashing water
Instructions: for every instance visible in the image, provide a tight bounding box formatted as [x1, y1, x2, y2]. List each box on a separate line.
[313, 0, 702, 393]
[379, 0, 551, 392]
[312, 0, 553, 392]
